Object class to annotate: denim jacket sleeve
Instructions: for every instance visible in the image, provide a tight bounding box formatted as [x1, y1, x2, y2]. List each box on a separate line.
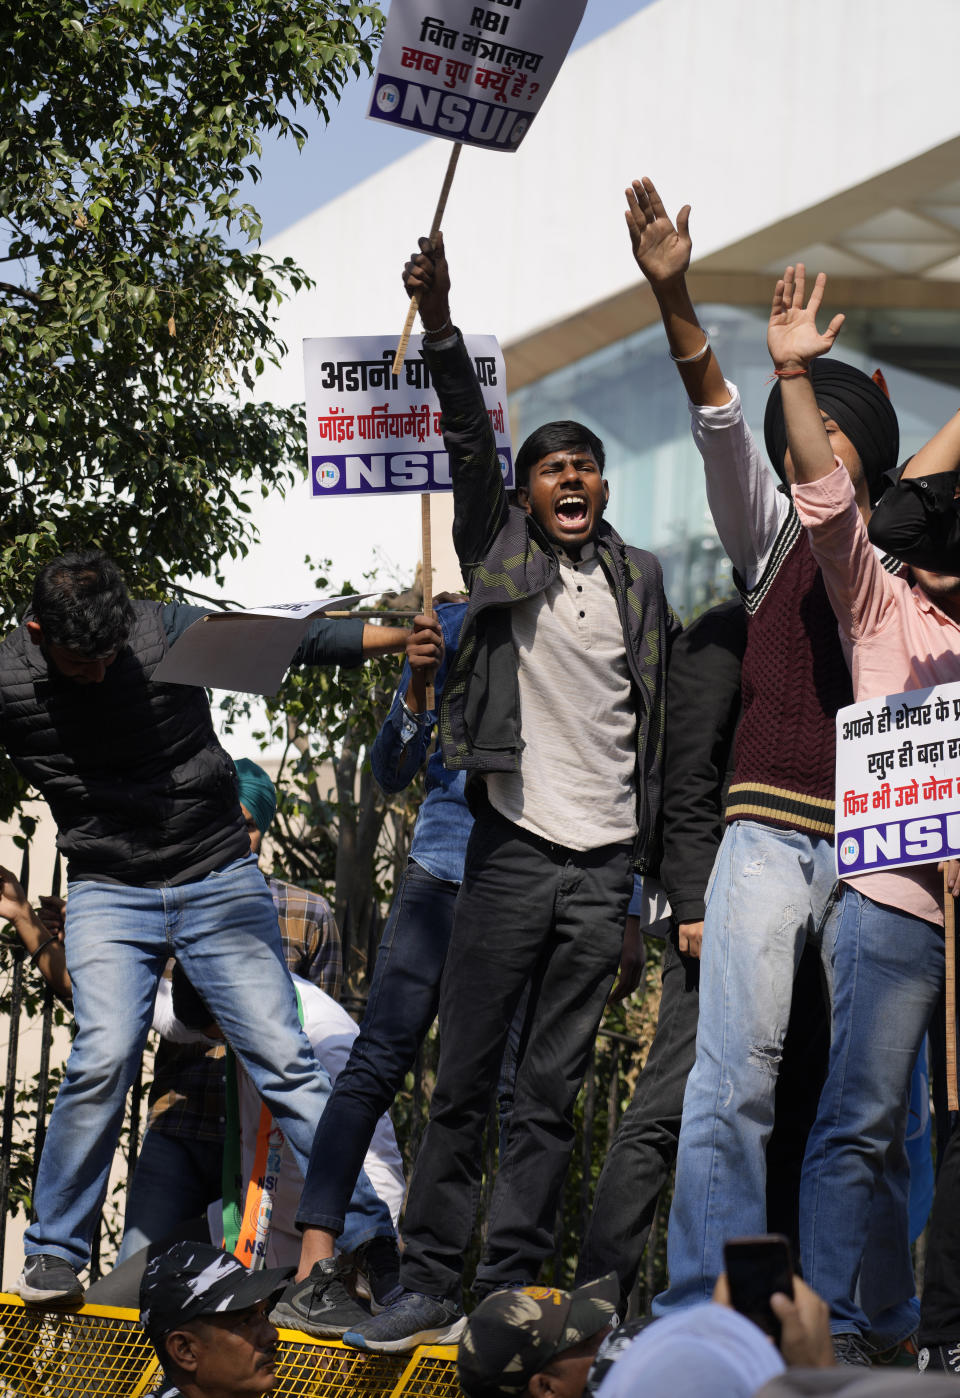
[422, 332, 509, 583]
[369, 603, 464, 795]
[370, 670, 436, 795]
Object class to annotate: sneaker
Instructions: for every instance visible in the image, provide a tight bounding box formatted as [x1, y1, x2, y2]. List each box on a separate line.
[354, 1236, 403, 1311]
[271, 1257, 371, 1338]
[918, 1342, 960, 1374]
[832, 1332, 872, 1367]
[17, 1254, 84, 1308]
[870, 1331, 919, 1367]
[342, 1290, 466, 1353]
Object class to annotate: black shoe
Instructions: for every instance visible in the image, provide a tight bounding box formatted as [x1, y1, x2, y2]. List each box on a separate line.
[354, 1236, 403, 1311]
[832, 1332, 871, 1367]
[918, 1342, 960, 1374]
[17, 1254, 84, 1308]
[271, 1257, 371, 1338]
[868, 1331, 919, 1367]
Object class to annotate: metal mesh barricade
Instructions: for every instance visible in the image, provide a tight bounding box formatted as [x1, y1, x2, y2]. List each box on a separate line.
[0, 1296, 462, 1398]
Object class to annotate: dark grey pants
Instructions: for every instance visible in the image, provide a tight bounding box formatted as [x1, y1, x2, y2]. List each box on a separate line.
[575, 925, 699, 1303]
[398, 802, 633, 1305]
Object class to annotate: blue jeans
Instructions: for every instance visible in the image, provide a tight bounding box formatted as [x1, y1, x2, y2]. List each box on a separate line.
[25, 853, 392, 1270]
[655, 820, 838, 1313]
[800, 888, 943, 1338]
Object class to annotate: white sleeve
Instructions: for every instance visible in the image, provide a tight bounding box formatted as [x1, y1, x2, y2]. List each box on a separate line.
[690, 382, 789, 591]
[362, 1118, 406, 1227]
[151, 975, 216, 1045]
[297, 978, 406, 1225]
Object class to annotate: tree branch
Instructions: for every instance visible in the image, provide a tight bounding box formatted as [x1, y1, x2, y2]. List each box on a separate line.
[0, 282, 40, 304]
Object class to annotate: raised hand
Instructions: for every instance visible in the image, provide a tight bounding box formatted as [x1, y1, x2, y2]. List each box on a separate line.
[767, 264, 844, 372]
[624, 177, 692, 291]
[402, 232, 452, 334]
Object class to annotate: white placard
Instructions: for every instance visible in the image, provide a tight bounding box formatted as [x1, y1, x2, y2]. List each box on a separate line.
[835, 680, 960, 876]
[153, 594, 364, 696]
[304, 334, 513, 498]
[367, 0, 587, 151]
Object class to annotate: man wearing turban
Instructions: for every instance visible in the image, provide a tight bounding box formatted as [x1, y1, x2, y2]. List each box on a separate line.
[623, 178, 913, 1367]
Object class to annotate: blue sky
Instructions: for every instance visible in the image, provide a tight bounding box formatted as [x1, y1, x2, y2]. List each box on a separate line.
[252, 0, 656, 240]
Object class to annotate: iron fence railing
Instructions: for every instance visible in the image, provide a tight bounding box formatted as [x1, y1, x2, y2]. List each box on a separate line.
[1, 849, 650, 1298]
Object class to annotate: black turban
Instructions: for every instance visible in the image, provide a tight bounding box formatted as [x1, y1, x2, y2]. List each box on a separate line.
[764, 359, 899, 504]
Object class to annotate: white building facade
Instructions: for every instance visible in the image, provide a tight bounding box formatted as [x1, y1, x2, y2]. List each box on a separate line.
[233, 0, 960, 615]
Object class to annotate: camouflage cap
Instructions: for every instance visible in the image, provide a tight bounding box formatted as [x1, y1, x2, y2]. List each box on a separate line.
[139, 1241, 293, 1350]
[457, 1275, 620, 1398]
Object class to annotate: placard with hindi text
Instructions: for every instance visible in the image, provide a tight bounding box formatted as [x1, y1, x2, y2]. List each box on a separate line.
[366, 0, 587, 151]
[303, 333, 513, 498]
[835, 681, 960, 877]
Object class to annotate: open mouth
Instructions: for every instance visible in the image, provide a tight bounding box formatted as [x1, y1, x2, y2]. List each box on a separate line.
[555, 494, 589, 530]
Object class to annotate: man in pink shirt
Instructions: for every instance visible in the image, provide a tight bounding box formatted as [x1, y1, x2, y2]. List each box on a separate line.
[771, 263, 960, 1362]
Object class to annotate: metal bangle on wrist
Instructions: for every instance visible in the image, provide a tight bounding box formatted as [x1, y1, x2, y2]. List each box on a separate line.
[669, 331, 710, 365]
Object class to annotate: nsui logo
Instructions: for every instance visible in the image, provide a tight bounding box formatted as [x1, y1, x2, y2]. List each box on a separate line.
[498, 454, 510, 478]
[839, 837, 860, 866]
[376, 83, 400, 113]
[315, 462, 340, 489]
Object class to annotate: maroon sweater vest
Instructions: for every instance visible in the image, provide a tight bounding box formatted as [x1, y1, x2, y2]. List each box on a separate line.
[726, 509, 862, 838]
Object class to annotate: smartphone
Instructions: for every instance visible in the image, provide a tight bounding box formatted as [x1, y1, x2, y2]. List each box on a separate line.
[723, 1234, 794, 1346]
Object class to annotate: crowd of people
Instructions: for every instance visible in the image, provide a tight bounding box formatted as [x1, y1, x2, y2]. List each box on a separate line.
[7, 173, 960, 1394]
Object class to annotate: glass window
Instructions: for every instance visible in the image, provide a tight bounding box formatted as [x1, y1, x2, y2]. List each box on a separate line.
[510, 304, 960, 616]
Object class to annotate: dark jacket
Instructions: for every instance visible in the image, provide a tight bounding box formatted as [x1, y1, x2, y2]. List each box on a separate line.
[0, 602, 367, 886]
[0, 602, 247, 885]
[429, 332, 681, 874]
[660, 598, 746, 924]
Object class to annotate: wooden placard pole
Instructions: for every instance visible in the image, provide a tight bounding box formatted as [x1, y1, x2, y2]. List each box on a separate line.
[421, 492, 435, 711]
[946, 866, 958, 1110]
[392, 141, 462, 375]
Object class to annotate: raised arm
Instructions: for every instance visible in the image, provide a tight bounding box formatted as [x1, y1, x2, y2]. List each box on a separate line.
[900, 412, 960, 480]
[403, 235, 508, 578]
[773, 267, 896, 642]
[625, 176, 786, 587]
[766, 264, 845, 488]
[624, 177, 729, 408]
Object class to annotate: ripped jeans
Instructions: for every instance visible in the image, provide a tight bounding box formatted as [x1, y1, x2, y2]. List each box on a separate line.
[654, 820, 838, 1312]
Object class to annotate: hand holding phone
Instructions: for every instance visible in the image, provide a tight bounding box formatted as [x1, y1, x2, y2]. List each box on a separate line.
[723, 1234, 794, 1346]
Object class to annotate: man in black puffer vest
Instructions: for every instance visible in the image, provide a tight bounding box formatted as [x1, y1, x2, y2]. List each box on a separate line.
[5, 551, 406, 1307]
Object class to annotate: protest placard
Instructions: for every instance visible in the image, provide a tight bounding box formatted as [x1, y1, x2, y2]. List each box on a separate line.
[367, 0, 587, 151]
[834, 680, 960, 878]
[303, 333, 513, 498]
[152, 595, 364, 696]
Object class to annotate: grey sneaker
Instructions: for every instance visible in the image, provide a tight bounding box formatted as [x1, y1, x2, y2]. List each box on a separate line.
[354, 1235, 403, 1311]
[833, 1332, 872, 1367]
[343, 1289, 465, 1353]
[17, 1253, 84, 1307]
[271, 1257, 370, 1338]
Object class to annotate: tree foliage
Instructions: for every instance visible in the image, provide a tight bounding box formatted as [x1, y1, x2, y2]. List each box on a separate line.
[0, 0, 383, 817]
[0, 0, 383, 600]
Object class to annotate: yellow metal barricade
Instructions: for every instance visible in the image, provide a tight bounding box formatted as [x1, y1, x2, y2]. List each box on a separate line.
[0, 1295, 462, 1398]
